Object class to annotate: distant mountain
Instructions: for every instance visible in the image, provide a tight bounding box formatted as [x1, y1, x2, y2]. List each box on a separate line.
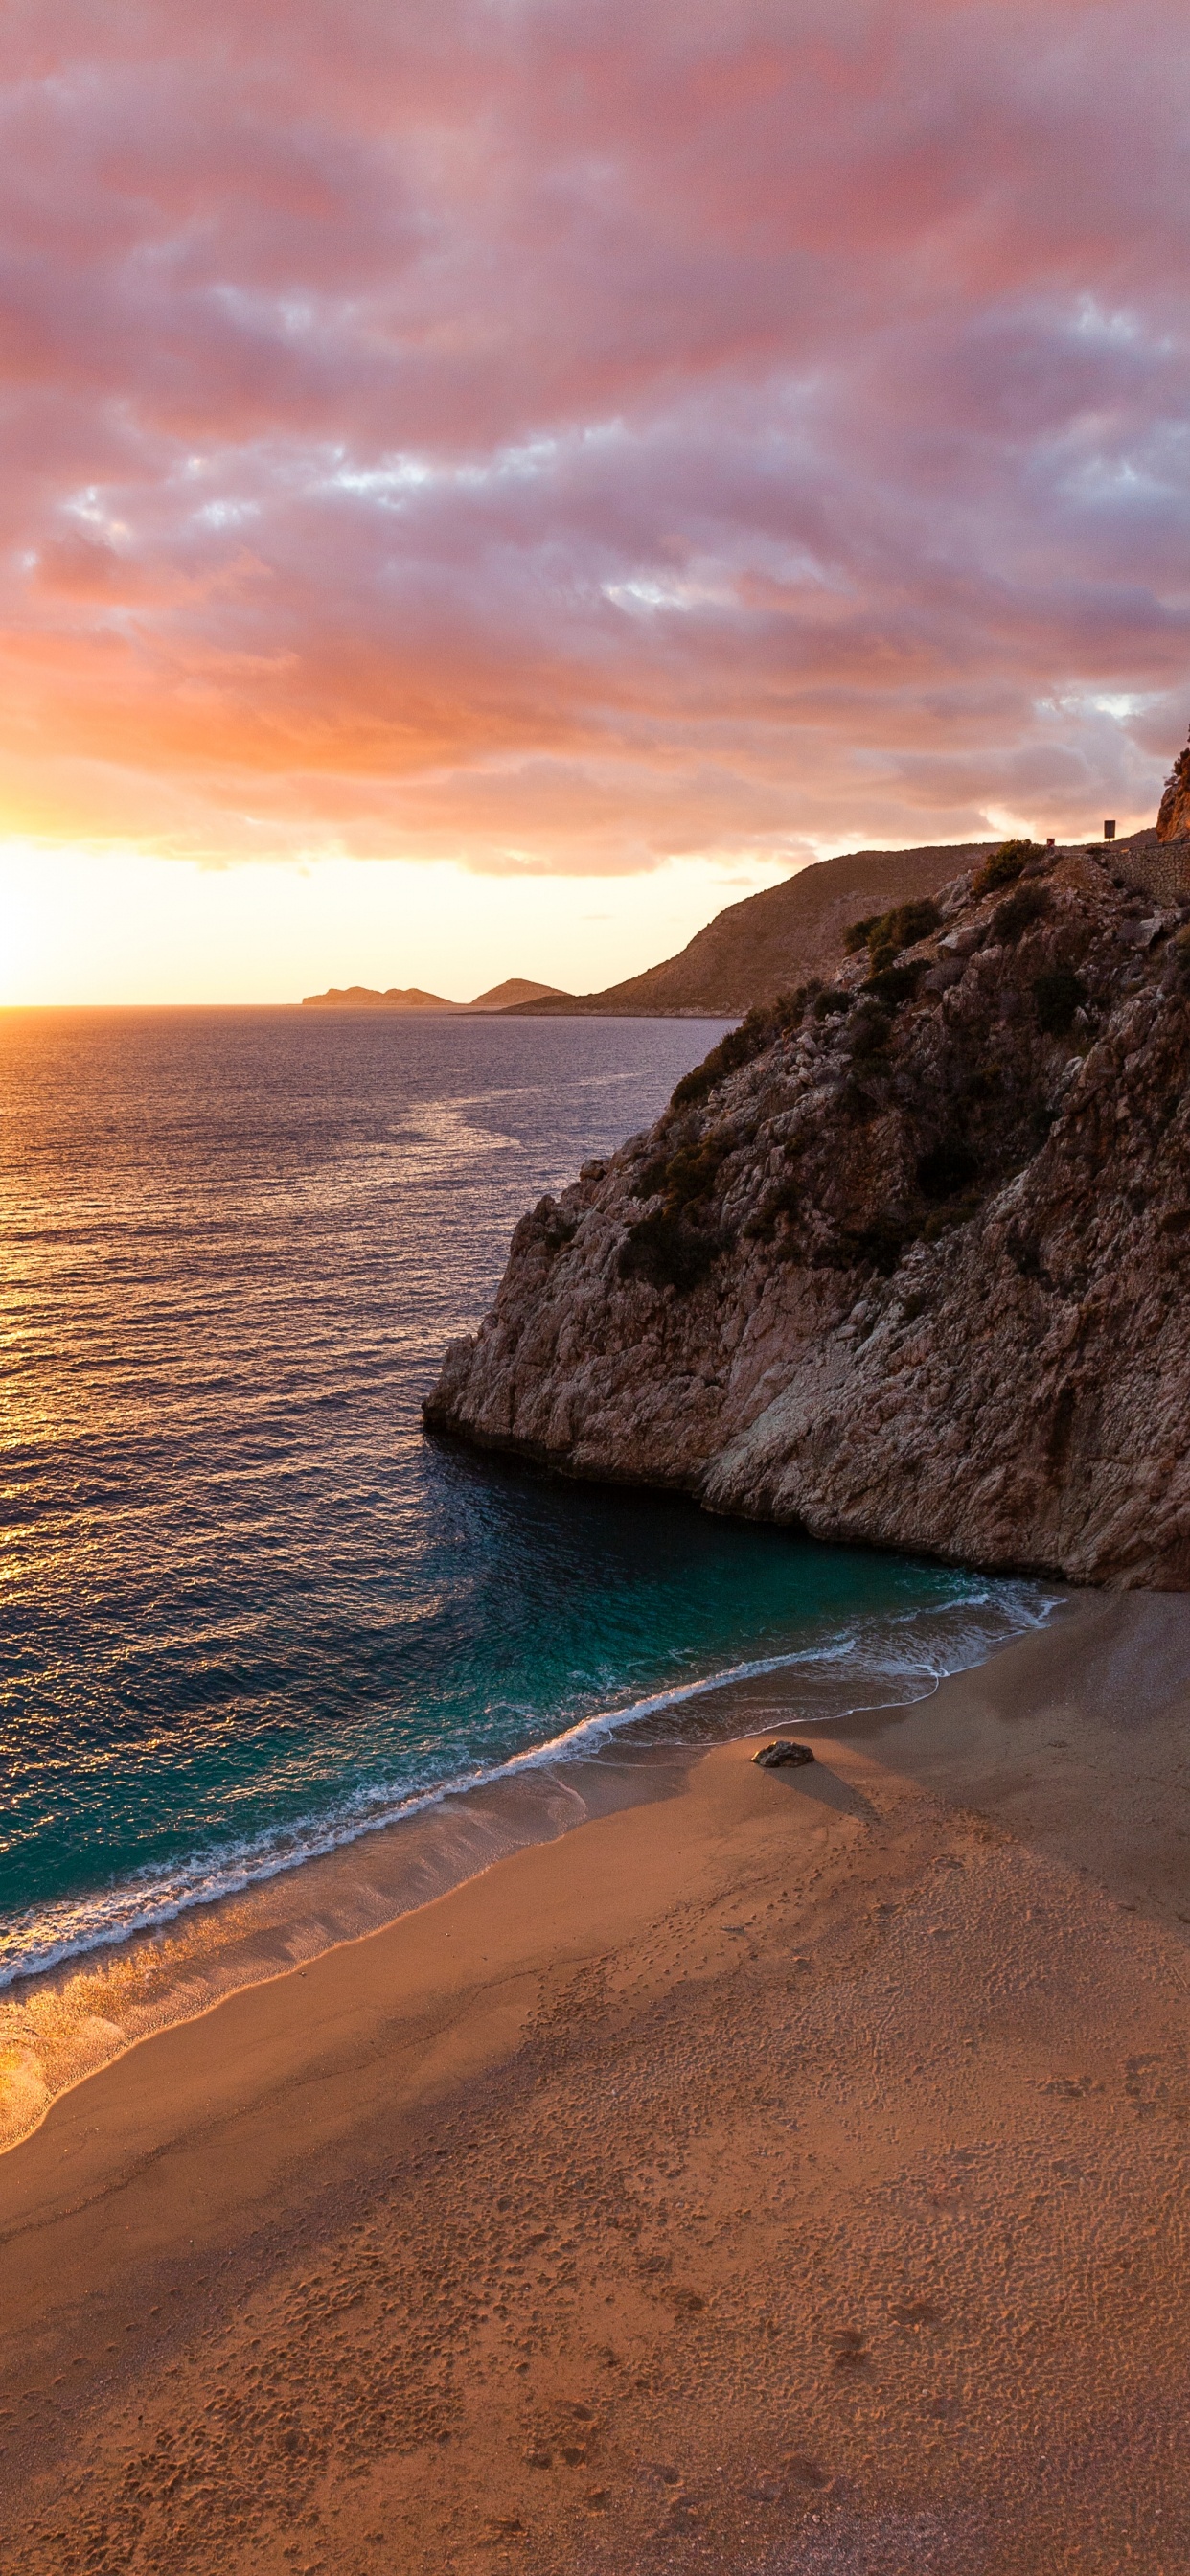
[505, 842, 1004, 1018]
[301, 977, 571, 1011]
[467, 978, 568, 1011]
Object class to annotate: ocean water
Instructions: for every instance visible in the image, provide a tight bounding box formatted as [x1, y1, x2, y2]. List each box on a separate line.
[0, 1006, 1055, 2136]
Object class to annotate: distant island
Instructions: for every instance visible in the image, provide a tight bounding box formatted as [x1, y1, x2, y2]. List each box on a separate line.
[301, 978, 569, 1012]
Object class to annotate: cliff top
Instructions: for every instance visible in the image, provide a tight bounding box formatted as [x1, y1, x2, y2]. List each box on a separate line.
[506, 828, 1183, 1021]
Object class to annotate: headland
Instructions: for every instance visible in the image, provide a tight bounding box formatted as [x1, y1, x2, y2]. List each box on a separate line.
[428, 838, 1190, 1585]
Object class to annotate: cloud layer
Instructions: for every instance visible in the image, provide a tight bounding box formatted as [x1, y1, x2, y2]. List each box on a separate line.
[3, 0, 1190, 871]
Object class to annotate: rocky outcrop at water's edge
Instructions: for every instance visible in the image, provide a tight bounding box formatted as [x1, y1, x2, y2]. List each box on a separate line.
[425, 841, 1190, 1588]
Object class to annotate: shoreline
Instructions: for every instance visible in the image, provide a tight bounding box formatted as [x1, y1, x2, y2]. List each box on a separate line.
[6, 1588, 1190, 2571]
[0, 1577, 1058, 2158]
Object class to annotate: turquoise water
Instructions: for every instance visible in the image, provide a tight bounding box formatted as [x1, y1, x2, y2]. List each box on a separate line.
[0, 1007, 1050, 1984]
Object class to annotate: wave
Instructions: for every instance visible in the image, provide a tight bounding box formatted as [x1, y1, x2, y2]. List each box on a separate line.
[0, 1577, 1060, 1990]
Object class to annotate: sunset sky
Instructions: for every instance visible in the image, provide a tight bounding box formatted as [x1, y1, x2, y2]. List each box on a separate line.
[3, 0, 1189, 1002]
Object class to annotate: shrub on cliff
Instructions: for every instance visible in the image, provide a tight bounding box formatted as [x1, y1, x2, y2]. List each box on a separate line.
[865, 958, 925, 1011]
[992, 882, 1049, 944]
[619, 1208, 721, 1292]
[844, 898, 941, 970]
[632, 1129, 733, 1210]
[849, 1005, 892, 1062]
[661, 1134, 731, 1210]
[669, 991, 804, 1111]
[973, 839, 1041, 897]
[1033, 965, 1086, 1035]
[917, 1138, 979, 1200]
[843, 914, 881, 955]
[826, 1213, 919, 1276]
[884, 896, 943, 952]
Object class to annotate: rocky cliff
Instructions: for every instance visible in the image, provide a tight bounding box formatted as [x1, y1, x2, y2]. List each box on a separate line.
[1157, 732, 1190, 844]
[426, 842, 1190, 1587]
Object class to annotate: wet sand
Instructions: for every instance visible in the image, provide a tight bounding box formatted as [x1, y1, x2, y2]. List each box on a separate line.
[4, 1589, 1190, 2574]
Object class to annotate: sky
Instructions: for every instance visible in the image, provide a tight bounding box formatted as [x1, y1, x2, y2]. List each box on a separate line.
[3, 0, 1190, 1003]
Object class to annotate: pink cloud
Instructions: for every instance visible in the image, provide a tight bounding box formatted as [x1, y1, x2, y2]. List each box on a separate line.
[0, 0, 1188, 868]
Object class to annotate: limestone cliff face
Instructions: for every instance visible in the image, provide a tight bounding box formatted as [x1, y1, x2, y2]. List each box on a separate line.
[1157, 734, 1190, 842]
[425, 849, 1190, 1587]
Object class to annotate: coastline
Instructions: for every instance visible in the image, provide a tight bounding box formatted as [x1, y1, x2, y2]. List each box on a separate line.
[0, 1576, 1055, 2156]
[6, 1587, 1190, 2572]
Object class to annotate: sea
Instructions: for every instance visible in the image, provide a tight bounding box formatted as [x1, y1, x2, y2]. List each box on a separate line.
[0, 1005, 1057, 2145]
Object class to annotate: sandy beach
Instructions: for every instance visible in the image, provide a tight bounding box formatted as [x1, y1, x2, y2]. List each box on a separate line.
[4, 1588, 1190, 2575]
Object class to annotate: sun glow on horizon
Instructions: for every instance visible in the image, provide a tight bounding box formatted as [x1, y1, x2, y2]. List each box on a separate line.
[0, 3, 1183, 1002]
[1, 843, 808, 1008]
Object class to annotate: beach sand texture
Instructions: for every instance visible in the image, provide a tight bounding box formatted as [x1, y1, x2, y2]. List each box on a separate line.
[3, 1591, 1190, 2574]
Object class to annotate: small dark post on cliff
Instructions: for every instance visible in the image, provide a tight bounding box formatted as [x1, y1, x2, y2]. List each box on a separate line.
[1104, 819, 1115, 841]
